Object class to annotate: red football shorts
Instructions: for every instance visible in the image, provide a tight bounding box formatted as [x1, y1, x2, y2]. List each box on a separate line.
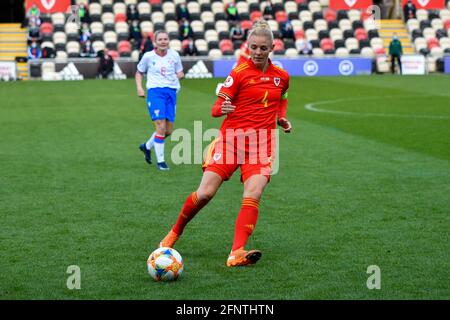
[202, 135, 273, 183]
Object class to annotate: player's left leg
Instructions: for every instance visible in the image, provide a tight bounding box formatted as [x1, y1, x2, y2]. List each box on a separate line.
[227, 173, 269, 267]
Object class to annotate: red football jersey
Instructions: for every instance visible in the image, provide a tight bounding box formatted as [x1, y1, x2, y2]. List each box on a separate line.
[218, 58, 290, 132]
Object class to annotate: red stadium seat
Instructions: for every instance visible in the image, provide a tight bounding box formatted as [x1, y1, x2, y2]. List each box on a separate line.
[118, 40, 131, 52]
[115, 13, 127, 23]
[375, 47, 386, 55]
[320, 38, 334, 51]
[427, 38, 440, 49]
[219, 39, 233, 54]
[39, 22, 53, 35]
[250, 11, 262, 22]
[354, 28, 368, 41]
[273, 38, 285, 51]
[324, 9, 337, 22]
[241, 20, 253, 32]
[361, 10, 374, 21]
[295, 0, 307, 4]
[149, 0, 162, 4]
[275, 11, 288, 23]
[108, 50, 119, 60]
[294, 29, 305, 40]
[444, 20, 450, 31]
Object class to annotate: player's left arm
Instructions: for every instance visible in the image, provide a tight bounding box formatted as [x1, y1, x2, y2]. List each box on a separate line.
[175, 51, 185, 80]
[277, 76, 292, 133]
[277, 92, 291, 133]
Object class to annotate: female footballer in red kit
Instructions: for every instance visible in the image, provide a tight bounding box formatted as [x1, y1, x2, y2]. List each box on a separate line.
[159, 20, 292, 267]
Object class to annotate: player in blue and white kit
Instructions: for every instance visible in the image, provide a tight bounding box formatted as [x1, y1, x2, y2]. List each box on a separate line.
[135, 30, 184, 171]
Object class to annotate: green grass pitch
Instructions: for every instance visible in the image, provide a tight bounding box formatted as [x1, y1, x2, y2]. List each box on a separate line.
[0, 75, 449, 299]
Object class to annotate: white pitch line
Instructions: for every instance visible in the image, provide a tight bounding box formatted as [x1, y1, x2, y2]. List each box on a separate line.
[304, 96, 450, 120]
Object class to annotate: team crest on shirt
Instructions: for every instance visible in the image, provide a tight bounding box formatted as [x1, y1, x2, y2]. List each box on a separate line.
[224, 76, 234, 88]
[274, 77, 281, 87]
[213, 153, 222, 161]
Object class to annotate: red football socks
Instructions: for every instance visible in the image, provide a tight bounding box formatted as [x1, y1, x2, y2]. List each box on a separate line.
[172, 192, 208, 235]
[231, 198, 260, 251]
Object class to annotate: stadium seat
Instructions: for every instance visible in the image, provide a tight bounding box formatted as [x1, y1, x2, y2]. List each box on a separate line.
[89, 3, 102, 22]
[299, 10, 313, 23]
[285, 47, 298, 57]
[208, 48, 222, 59]
[115, 21, 130, 41]
[330, 28, 343, 41]
[295, 29, 305, 40]
[103, 31, 118, 50]
[66, 41, 80, 58]
[312, 47, 324, 57]
[140, 21, 154, 36]
[219, 39, 234, 55]
[250, 11, 263, 22]
[115, 13, 127, 23]
[53, 32, 67, 51]
[354, 28, 368, 41]
[324, 9, 337, 22]
[416, 9, 429, 22]
[427, 38, 440, 49]
[308, 1, 321, 14]
[194, 39, 208, 55]
[305, 28, 318, 41]
[169, 39, 182, 53]
[275, 11, 288, 23]
[320, 38, 334, 51]
[113, 2, 126, 14]
[40, 22, 53, 35]
[345, 37, 359, 51]
[347, 9, 361, 22]
[360, 46, 374, 58]
[314, 19, 328, 32]
[444, 20, 450, 31]
[430, 46, 444, 57]
[55, 50, 68, 61]
[118, 40, 132, 57]
[439, 37, 450, 50]
[370, 37, 383, 51]
[423, 27, 436, 40]
[335, 47, 348, 57]
[92, 40, 106, 53]
[273, 38, 285, 54]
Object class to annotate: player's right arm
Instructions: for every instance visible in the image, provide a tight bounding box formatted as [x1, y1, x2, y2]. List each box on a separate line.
[211, 71, 239, 117]
[135, 71, 145, 97]
[135, 53, 148, 98]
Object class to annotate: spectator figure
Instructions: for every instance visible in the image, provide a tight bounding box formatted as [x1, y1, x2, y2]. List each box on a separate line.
[262, 0, 274, 20]
[176, 2, 191, 22]
[28, 41, 41, 59]
[226, 1, 239, 24]
[230, 21, 245, 42]
[127, 4, 139, 22]
[81, 40, 96, 58]
[79, 23, 91, 45]
[179, 19, 193, 41]
[41, 45, 55, 59]
[296, 38, 312, 55]
[182, 38, 198, 56]
[130, 20, 142, 50]
[403, 0, 416, 22]
[78, 3, 90, 24]
[389, 34, 403, 74]
[98, 49, 115, 79]
[140, 33, 154, 60]
[27, 4, 40, 22]
[280, 20, 295, 41]
[27, 17, 41, 41]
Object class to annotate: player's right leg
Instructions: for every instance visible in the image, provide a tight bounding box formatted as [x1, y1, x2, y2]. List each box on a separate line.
[159, 171, 224, 248]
